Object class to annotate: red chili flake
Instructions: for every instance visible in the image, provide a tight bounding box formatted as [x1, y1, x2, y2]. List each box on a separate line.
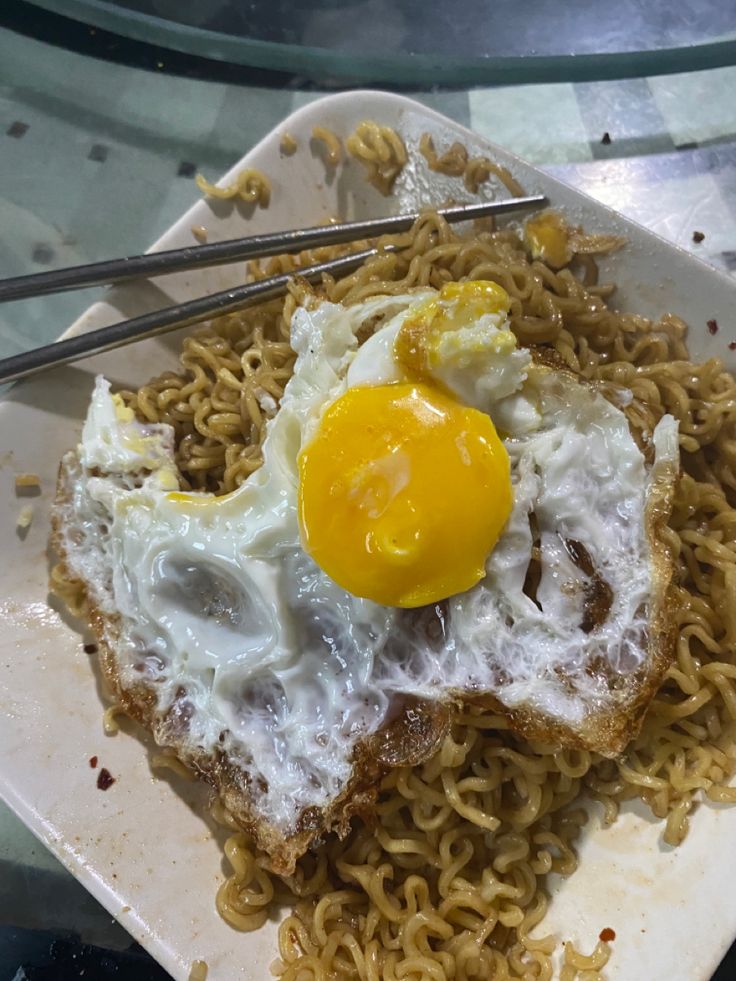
[599, 927, 616, 942]
[84, 643, 98, 655]
[692, 230, 705, 243]
[601, 132, 612, 145]
[96, 768, 115, 790]
[729, 342, 736, 351]
[707, 319, 719, 335]
[89, 755, 98, 768]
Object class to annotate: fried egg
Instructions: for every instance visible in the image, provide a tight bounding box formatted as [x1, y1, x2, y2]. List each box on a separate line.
[54, 282, 679, 854]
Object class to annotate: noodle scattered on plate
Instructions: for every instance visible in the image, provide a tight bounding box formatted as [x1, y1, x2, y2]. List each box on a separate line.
[280, 132, 298, 156]
[312, 125, 342, 167]
[56, 134, 736, 980]
[188, 959, 209, 981]
[418, 132, 525, 197]
[345, 120, 408, 196]
[195, 168, 271, 207]
[419, 133, 469, 178]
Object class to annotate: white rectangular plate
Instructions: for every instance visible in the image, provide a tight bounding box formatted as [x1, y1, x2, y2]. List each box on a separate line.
[1, 90, 735, 981]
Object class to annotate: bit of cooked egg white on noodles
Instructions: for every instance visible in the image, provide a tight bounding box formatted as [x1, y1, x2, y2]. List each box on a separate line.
[55, 190, 736, 979]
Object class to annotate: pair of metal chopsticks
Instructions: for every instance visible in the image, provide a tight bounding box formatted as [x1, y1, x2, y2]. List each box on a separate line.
[0, 195, 546, 385]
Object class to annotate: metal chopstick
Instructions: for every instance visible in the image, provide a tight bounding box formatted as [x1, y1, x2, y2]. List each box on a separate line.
[0, 247, 384, 385]
[0, 196, 546, 303]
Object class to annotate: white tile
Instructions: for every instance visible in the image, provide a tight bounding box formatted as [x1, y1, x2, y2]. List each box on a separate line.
[210, 87, 295, 157]
[469, 84, 593, 164]
[649, 67, 736, 146]
[116, 72, 228, 146]
[2, 31, 129, 127]
[289, 91, 323, 112]
[66, 145, 182, 256]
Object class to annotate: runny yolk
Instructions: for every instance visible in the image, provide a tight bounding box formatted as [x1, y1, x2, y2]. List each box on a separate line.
[524, 210, 571, 269]
[298, 382, 512, 608]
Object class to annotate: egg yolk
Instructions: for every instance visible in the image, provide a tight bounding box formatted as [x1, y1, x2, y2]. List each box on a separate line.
[395, 279, 511, 380]
[524, 210, 571, 269]
[298, 382, 512, 608]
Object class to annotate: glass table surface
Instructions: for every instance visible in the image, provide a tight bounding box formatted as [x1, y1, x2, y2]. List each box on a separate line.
[24, 0, 736, 84]
[2, 6, 736, 979]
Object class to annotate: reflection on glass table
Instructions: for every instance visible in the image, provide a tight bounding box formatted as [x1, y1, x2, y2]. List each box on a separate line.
[26, 0, 736, 83]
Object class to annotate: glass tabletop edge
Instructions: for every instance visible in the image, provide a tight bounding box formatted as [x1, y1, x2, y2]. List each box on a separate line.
[18, 0, 736, 86]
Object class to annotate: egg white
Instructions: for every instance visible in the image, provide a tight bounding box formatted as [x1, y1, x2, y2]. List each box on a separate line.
[57, 291, 678, 834]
